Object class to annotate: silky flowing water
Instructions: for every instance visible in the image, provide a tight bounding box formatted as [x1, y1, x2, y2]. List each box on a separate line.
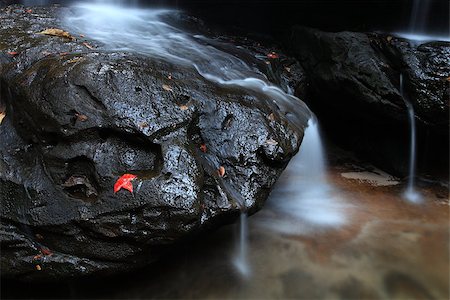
[399, 74, 422, 203]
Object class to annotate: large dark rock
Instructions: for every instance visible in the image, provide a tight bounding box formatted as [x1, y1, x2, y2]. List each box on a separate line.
[0, 6, 308, 280]
[289, 27, 449, 175]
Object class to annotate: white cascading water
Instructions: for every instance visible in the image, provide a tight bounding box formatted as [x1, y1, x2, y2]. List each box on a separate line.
[257, 117, 347, 234]
[395, 0, 450, 43]
[399, 74, 422, 203]
[233, 212, 250, 277]
[61, 1, 311, 277]
[64, 2, 310, 131]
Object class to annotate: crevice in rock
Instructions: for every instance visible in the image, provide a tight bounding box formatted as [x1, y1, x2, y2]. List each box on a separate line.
[73, 84, 107, 111]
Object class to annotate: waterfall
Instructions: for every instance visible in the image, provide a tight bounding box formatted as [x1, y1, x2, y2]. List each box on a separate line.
[233, 212, 250, 278]
[257, 117, 347, 234]
[399, 74, 422, 203]
[409, 0, 431, 34]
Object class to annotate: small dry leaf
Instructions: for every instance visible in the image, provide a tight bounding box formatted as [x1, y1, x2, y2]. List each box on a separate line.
[75, 113, 88, 122]
[199, 144, 207, 153]
[217, 166, 226, 177]
[162, 84, 173, 92]
[387, 36, 393, 42]
[446, 76, 450, 82]
[268, 113, 275, 121]
[39, 28, 75, 40]
[33, 254, 42, 260]
[82, 42, 95, 50]
[67, 57, 83, 64]
[7, 51, 19, 56]
[179, 104, 189, 111]
[139, 122, 149, 128]
[35, 265, 42, 271]
[266, 139, 278, 146]
[0, 111, 5, 125]
[40, 247, 53, 256]
[284, 66, 291, 73]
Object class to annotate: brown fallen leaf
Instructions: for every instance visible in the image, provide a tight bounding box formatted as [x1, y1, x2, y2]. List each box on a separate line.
[39, 28, 75, 41]
[0, 111, 5, 125]
[199, 144, 207, 153]
[284, 66, 291, 73]
[162, 84, 173, 92]
[75, 113, 88, 122]
[33, 254, 42, 260]
[82, 42, 95, 50]
[40, 247, 53, 256]
[35, 265, 42, 271]
[67, 57, 83, 64]
[179, 104, 189, 111]
[139, 121, 149, 128]
[62, 175, 98, 198]
[217, 166, 226, 177]
[268, 113, 275, 121]
[266, 139, 278, 146]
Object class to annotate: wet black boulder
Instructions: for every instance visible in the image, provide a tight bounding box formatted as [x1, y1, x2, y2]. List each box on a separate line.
[289, 27, 449, 175]
[0, 6, 308, 280]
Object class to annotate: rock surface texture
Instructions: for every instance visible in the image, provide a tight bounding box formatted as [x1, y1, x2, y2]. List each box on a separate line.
[0, 6, 307, 280]
[289, 27, 449, 175]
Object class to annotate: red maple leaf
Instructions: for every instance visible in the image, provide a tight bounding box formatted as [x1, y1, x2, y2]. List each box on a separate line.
[114, 174, 138, 193]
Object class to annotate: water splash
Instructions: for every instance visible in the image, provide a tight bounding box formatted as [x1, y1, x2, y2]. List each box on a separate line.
[399, 74, 422, 203]
[257, 117, 347, 235]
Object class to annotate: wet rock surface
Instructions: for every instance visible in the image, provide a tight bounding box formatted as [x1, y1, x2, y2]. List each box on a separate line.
[0, 5, 307, 280]
[289, 27, 449, 175]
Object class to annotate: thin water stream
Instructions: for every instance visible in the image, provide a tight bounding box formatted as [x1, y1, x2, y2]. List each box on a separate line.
[399, 72, 422, 203]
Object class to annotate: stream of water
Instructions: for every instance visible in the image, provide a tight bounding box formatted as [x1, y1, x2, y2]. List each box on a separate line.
[257, 118, 347, 234]
[399, 74, 422, 203]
